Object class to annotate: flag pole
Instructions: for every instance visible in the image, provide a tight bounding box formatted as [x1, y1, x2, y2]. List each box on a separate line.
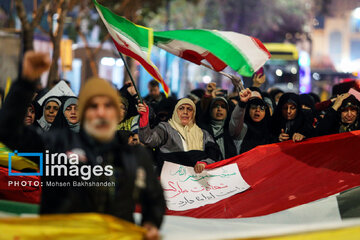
[200, 62, 245, 91]
[119, 52, 143, 104]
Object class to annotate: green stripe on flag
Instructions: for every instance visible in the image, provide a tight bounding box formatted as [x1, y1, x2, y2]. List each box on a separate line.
[154, 29, 254, 76]
[0, 200, 39, 215]
[93, 0, 150, 50]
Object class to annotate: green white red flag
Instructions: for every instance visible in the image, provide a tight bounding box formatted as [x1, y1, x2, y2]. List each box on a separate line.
[153, 29, 271, 77]
[94, 0, 270, 92]
[93, 0, 170, 96]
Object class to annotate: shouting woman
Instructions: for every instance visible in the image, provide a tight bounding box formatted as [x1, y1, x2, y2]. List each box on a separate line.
[229, 88, 273, 154]
[35, 96, 61, 132]
[138, 98, 220, 174]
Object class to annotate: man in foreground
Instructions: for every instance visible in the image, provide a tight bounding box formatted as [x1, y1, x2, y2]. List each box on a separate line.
[0, 51, 165, 240]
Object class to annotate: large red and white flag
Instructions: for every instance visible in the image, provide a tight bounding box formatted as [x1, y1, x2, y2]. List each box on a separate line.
[163, 130, 360, 218]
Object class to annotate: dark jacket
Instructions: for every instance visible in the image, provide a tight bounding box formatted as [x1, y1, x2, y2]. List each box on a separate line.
[139, 121, 220, 174]
[197, 97, 237, 159]
[229, 98, 273, 154]
[119, 83, 138, 119]
[316, 95, 360, 136]
[144, 92, 166, 108]
[241, 98, 273, 153]
[49, 96, 80, 132]
[271, 93, 315, 141]
[0, 79, 165, 228]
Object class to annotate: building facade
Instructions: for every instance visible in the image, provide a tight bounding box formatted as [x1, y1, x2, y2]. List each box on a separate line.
[312, 0, 360, 73]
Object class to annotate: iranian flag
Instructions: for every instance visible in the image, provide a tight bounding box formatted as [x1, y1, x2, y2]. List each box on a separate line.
[164, 130, 360, 218]
[93, 0, 170, 96]
[154, 29, 271, 77]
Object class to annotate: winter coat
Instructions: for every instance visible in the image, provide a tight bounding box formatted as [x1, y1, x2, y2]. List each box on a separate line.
[271, 93, 314, 141]
[229, 98, 273, 154]
[0, 79, 165, 228]
[139, 121, 220, 173]
[197, 97, 238, 159]
[317, 95, 360, 136]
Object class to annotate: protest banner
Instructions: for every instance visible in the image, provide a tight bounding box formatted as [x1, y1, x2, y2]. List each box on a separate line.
[161, 161, 250, 211]
[37, 80, 75, 106]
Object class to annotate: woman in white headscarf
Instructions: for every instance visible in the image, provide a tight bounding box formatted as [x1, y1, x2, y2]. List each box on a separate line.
[35, 96, 61, 132]
[138, 98, 220, 174]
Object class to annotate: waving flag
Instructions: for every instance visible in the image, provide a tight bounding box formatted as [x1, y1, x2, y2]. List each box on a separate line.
[0, 213, 145, 240]
[2, 130, 360, 239]
[154, 29, 271, 77]
[93, 0, 170, 96]
[164, 130, 360, 218]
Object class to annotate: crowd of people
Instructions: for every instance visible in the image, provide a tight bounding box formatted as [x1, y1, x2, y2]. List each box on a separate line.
[1, 51, 360, 239]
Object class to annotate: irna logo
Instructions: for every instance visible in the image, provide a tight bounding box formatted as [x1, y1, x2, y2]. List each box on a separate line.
[8, 150, 113, 180]
[8, 150, 43, 176]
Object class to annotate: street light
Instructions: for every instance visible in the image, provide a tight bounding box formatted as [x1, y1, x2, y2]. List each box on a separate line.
[352, 8, 360, 19]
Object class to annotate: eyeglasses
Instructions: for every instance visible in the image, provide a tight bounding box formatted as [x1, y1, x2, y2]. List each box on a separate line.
[250, 104, 265, 111]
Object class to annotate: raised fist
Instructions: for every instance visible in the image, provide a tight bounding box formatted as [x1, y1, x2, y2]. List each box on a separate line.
[22, 51, 51, 81]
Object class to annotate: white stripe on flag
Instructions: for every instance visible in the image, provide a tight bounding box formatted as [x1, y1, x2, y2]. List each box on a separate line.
[96, 7, 149, 61]
[216, 30, 270, 72]
[157, 194, 342, 240]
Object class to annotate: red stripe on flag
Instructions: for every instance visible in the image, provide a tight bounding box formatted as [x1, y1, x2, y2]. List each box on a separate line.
[203, 52, 227, 71]
[251, 37, 271, 59]
[165, 130, 360, 218]
[0, 167, 41, 204]
[111, 37, 170, 95]
[180, 50, 227, 72]
[181, 50, 203, 65]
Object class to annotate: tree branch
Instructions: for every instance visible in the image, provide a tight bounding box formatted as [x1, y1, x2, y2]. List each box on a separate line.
[54, 0, 69, 38]
[38, 24, 50, 36]
[94, 33, 110, 56]
[31, 0, 51, 29]
[14, 0, 30, 30]
[47, 0, 59, 40]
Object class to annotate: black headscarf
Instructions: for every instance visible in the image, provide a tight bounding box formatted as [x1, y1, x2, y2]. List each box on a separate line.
[50, 96, 80, 132]
[338, 95, 360, 133]
[269, 88, 284, 105]
[240, 98, 272, 153]
[271, 93, 314, 140]
[299, 94, 316, 112]
[198, 96, 237, 159]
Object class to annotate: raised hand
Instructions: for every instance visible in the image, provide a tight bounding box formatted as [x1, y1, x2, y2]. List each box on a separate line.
[252, 73, 266, 87]
[239, 88, 252, 103]
[332, 93, 351, 111]
[137, 102, 148, 113]
[206, 82, 217, 96]
[22, 51, 51, 81]
[127, 85, 137, 96]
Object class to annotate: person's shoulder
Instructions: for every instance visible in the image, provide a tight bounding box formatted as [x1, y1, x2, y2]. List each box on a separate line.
[201, 128, 212, 138]
[123, 144, 154, 165]
[156, 121, 171, 130]
[40, 127, 77, 148]
[47, 126, 75, 136]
